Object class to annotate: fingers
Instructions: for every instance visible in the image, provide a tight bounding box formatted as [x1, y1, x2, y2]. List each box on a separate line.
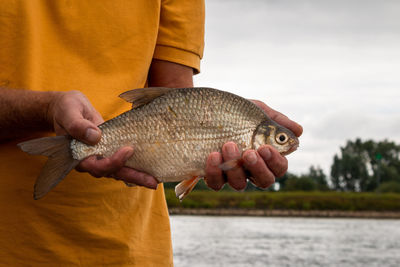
[77, 147, 134, 176]
[222, 142, 247, 191]
[251, 100, 303, 137]
[63, 117, 101, 145]
[113, 167, 158, 189]
[258, 145, 288, 178]
[57, 103, 102, 145]
[205, 142, 249, 192]
[271, 111, 303, 138]
[205, 143, 289, 192]
[82, 104, 104, 126]
[49, 91, 159, 189]
[205, 152, 224, 191]
[76, 146, 158, 190]
[242, 150, 275, 189]
[50, 91, 103, 145]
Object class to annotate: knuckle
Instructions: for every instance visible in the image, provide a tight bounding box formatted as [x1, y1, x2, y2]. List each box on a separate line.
[100, 157, 120, 173]
[111, 156, 125, 168]
[120, 170, 144, 186]
[67, 90, 84, 99]
[92, 162, 112, 177]
[66, 120, 82, 136]
[268, 156, 288, 177]
[206, 167, 221, 177]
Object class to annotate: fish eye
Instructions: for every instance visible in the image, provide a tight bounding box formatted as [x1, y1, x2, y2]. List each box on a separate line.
[276, 133, 288, 144]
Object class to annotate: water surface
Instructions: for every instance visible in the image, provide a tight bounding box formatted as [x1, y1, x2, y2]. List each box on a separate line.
[171, 216, 400, 267]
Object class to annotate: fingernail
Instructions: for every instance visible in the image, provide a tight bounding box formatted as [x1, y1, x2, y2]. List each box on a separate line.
[150, 182, 158, 190]
[259, 147, 271, 160]
[244, 151, 258, 165]
[124, 149, 134, 161]
[85, 128, 101, 144]
[210, 154, 220, 167]
[226, 143, 238, 156]
[147, 176, 158, 190]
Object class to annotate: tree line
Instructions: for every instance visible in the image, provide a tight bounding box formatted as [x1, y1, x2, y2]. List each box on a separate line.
[277, 138, 400, 193]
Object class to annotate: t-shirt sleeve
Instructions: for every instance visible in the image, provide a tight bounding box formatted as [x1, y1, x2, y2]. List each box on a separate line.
[153, 0, 205, 74]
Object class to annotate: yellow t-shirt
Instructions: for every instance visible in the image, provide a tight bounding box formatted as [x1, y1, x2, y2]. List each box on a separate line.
[0, 1, 204, 266]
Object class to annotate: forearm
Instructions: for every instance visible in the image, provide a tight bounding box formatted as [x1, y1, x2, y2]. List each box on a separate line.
[148, 59, 194, 88]
[0, 88, 57, 141]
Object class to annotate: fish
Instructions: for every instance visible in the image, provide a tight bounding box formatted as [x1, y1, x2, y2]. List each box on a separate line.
[18, 87, 299, 200]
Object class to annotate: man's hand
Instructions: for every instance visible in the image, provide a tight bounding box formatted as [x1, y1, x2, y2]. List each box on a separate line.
[48, 90, 158, 189]
[204, 100, 303, 191]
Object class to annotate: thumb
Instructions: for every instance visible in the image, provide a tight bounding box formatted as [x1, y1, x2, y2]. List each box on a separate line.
[65, 118, 102, 145]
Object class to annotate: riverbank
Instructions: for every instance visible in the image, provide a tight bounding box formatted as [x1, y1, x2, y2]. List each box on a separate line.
[165, 189, 400, 217]
[169, 208, 400, 219]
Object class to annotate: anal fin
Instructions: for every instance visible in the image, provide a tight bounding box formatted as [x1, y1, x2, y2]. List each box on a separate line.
[175, 176, 202, 201]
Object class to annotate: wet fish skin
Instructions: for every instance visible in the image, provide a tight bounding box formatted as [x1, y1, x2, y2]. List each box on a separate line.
[18, 87, 299, 199]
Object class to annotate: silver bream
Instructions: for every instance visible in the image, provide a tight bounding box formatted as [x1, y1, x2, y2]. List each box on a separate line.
[18, 87, 299, 200]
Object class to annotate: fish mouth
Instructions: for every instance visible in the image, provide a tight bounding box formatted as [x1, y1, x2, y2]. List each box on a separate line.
[281, 143, 299, 156]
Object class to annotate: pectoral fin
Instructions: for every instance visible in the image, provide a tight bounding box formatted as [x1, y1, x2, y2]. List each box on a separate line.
[219, 158, 244, 171]
[175, 176, 202, 201]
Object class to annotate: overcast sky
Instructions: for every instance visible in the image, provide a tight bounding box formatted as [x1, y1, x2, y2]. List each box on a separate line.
[194, 0, 400, 176]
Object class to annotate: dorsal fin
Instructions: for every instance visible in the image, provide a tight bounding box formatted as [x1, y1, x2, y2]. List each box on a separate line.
[119, 87, 177, 109]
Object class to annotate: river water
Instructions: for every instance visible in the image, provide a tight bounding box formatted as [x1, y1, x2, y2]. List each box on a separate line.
[170, 216, 400, 267]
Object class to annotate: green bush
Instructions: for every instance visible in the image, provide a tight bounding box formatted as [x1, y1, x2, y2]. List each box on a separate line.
[238, 200, 256, 209]
[376, 181, 400, 193]
[283, 177, 317, 191]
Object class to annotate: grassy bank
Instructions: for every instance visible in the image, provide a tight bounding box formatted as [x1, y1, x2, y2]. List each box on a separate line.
[165, 189, 400, 212]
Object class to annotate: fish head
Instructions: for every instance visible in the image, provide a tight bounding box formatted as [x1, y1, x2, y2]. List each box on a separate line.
[252, 121, 299, 156]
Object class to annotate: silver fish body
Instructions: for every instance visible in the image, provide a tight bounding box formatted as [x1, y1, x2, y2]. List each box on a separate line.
[72, 88, 281, 182]
[18, 87, 299, 199]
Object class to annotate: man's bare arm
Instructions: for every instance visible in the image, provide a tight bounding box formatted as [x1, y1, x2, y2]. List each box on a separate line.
[0, 89, 56, 141]
[0, 89, 103, 145]
[148, 59, 194, 87]
[0, 60, 193, 188]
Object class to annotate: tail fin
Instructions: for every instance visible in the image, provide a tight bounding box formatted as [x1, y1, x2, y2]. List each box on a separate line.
[17, 136, 79, 200]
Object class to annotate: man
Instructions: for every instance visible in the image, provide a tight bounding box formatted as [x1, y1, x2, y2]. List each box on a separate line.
[0, 1, 302, 266]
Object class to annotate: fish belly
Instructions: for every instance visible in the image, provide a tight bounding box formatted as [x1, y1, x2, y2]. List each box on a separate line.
[125, 128, 254, 182]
